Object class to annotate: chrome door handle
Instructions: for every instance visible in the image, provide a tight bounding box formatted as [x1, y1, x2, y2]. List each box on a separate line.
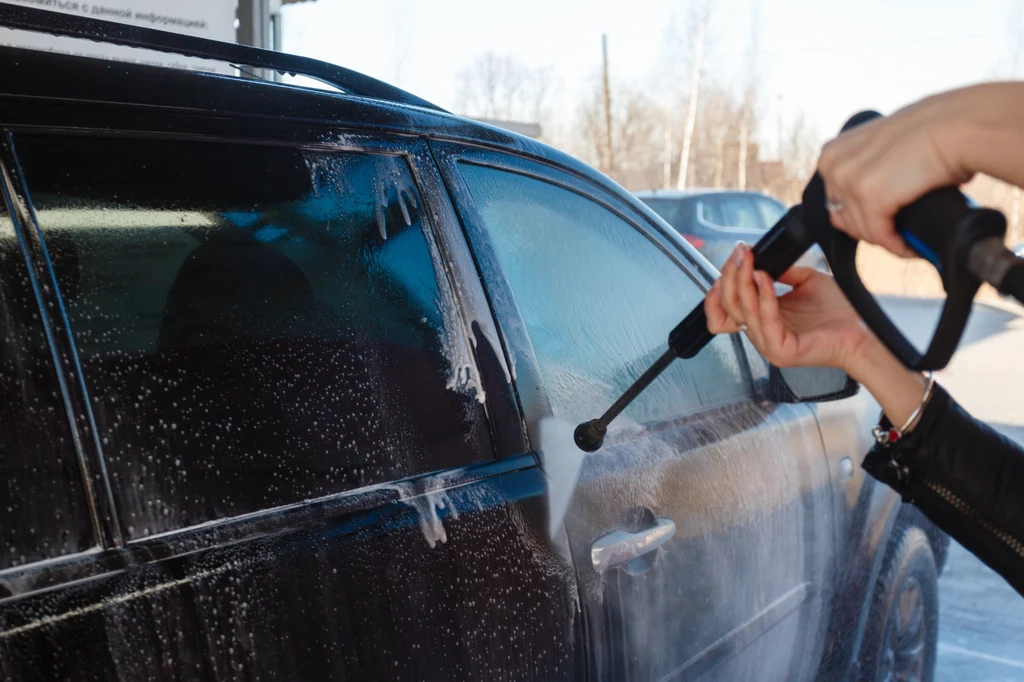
[591, 518, 676, 572]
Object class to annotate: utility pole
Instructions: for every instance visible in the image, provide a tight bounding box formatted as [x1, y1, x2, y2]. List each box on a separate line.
[601, 34, 614, 175]
[676, 3, 708, 190]
[738, 120, 748, 190]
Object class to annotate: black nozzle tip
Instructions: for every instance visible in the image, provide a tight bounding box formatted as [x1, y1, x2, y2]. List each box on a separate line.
[574, 419, 607, 452]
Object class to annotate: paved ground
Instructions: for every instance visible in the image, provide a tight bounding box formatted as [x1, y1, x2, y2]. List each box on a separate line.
[879, 297, 1024, 681]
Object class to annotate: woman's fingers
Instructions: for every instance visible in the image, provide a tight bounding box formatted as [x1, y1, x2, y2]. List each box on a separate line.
[704, 280, 741, 334]
[713, 243, 776, 347]
[735, 246, 764, 343]
[754, 270, 786, 358]
[718, 244, 745, 324]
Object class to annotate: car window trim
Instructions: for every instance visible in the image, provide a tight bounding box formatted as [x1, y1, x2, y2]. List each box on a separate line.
[0, 133, 113, 551]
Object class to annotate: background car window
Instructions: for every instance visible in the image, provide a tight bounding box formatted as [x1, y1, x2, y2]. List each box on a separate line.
[709, 195, 764, 230]
[15, 135, 491, 539]
[459, 163, 748, 425]
[0, 208, 93, 568]
[754, 196, 787, 228]
[637, 197, 694, 233]
[697, 198, 724, 227]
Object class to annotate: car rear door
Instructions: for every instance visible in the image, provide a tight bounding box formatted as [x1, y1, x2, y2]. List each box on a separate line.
[435, 144, 836, 681]
[0, 92, 582, 680]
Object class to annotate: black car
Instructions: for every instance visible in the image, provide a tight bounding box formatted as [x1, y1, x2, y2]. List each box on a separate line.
[0, 6, 945, 681]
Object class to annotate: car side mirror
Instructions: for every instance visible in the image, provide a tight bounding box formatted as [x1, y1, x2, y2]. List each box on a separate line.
[757, 365, 860, 403]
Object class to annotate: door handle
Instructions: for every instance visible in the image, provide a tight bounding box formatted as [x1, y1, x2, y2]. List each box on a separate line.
[591, 518, 676, 572]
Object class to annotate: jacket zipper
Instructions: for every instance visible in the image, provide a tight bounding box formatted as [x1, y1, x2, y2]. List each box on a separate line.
[919, 476, 1024, 558]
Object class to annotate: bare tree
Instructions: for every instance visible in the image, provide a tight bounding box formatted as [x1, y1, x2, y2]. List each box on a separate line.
[456, 52, 551, 123]
[651, 15, 683, 189]
[676, 0, 712, 189]
[567, 0, 781, 194]
[575, 78, 661, 185]
[687, 85, 743, 188]
[737, 2, 761, 189]
[764, 112, 819, 204]
[698, 87, 736, 188]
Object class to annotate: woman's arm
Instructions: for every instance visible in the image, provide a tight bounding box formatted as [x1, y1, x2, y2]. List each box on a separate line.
[845, 333, 931, 428]
[953, 82, 1024, 189]
[862, 385, 1024, 597]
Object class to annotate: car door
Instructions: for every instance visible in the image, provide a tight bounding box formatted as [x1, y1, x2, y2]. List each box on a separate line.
[0, 110, 582, 680]
[435, 145, 836, 681]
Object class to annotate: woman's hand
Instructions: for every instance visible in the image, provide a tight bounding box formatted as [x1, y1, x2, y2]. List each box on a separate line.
[706, 242, 934, 427]
[817, 90, 974, 258]
[704, 243, 871, 374]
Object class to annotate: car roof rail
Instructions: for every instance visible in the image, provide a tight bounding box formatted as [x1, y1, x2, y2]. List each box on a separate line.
[0, 2, 444, 112]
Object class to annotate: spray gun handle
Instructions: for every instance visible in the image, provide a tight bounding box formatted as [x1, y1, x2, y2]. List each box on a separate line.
[802, 110, 1008, 371]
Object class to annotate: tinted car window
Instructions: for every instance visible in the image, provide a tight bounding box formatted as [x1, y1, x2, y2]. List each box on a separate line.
[459, 163, 748, 425]
[15, 135, 491, 539]
[0, 207, 93, 568]
[708, 195, 763, 230]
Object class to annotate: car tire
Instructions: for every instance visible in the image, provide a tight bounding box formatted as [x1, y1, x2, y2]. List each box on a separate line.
[860, 527, 939, 682]
[899, 505, 951, 575]
[926, 527, 951, 576]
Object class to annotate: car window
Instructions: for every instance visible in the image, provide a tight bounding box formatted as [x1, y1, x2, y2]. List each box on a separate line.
[754, 196, 786, 228]
[459, 162, 748, 426]
[0, 208, 93, 568]
[708, 195, 764, 230]
[696, 198, 724, 227]
[637, 197, 694, 233]
[15, 135, 491, 539]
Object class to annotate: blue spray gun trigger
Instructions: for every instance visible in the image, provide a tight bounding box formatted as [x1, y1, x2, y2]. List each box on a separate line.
[902, 231, 943, 271]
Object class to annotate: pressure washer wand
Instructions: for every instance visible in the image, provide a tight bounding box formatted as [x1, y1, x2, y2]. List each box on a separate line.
[573, 208, 812, 453]
[573, 349, 676, 452]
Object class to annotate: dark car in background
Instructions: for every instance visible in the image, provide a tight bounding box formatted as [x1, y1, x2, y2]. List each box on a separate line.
[0, 6, 944, 681]
[636, 188, 830, 272]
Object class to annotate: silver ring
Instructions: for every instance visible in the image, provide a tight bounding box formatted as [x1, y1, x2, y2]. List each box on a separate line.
[826, 198, 844, 213]
[738, 323, 749, 333]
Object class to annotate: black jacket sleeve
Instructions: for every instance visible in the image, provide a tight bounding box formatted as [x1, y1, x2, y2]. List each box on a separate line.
[862, 384, 1024, 597]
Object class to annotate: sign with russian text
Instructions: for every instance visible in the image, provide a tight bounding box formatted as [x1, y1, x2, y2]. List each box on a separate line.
[0, 0, 236, 73]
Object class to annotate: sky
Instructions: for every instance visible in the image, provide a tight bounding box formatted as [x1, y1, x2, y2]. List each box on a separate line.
[281, 0, 1020, 156]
